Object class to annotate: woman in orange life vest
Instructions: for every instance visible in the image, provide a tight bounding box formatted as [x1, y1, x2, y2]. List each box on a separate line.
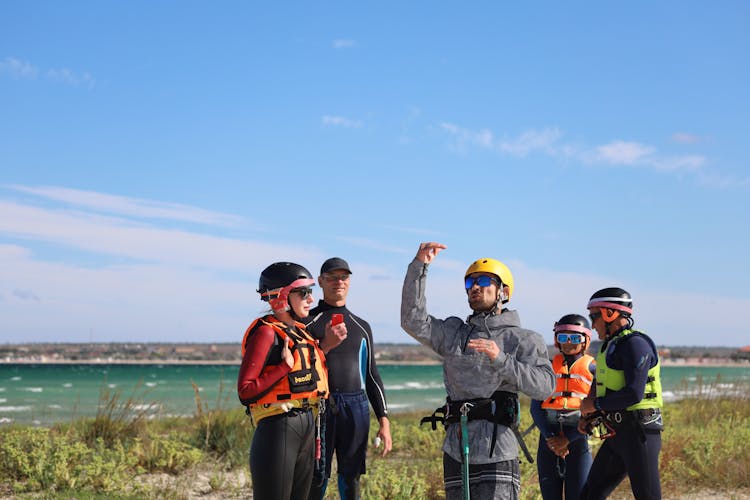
[237, 262, 346, 500]
[530, 314, 596, 500]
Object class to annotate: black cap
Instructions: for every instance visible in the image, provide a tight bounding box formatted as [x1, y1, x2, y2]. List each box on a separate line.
[320, 257, 352, 275]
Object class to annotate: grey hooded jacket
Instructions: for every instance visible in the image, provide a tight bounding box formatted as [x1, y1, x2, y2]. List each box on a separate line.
[401, 258, 555, 463]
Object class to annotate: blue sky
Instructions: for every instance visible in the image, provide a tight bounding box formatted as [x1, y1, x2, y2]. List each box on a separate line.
[1, 2, 748, 347]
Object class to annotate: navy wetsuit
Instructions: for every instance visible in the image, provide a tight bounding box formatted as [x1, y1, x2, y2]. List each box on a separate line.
[306, 301, 388, 500]
[581, 329, 663, 500]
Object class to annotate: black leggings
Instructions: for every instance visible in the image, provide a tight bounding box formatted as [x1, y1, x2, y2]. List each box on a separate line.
[581, 426, 661, 500]
[250, 409, 315, 500]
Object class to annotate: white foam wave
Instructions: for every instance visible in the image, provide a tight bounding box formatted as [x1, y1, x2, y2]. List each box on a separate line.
[385, 403, 413, 410]
[23, 387, 43, 393]
[663, 383, 748, 402]
[0, 387, 6, 392]
[385, 381, 444, 391]
[10, 376, 21, 381]
[0, 398, 6, 403]
[63, 383, 73, 388]
[0, 406, 32, 412]
[108, 384, 117, 388]
[132, 404, 161, 411]
[48, 404, 62, 409]
[145, 382, 157, 387]
[662, 391, 678, 403]
[0, 417, 13, 424]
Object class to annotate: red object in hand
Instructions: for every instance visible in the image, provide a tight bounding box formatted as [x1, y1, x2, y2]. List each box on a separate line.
[331, 313, 344, 326]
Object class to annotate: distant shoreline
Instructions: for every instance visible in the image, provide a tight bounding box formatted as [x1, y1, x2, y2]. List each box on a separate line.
[1, 359, 748, 367]
[0, 359, 444, 366]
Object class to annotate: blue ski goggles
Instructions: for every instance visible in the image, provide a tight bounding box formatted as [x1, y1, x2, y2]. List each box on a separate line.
[464, 275, 500, 289]
[556, 333, 585, 344]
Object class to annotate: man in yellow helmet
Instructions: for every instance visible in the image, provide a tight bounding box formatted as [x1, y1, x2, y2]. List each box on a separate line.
[401, 242, 555, 500]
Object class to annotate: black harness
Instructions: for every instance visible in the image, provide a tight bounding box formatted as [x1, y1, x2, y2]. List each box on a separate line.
[420, 390, 534, 462]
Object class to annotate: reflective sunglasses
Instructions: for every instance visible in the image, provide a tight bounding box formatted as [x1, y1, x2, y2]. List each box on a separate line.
[556, 333, 585, 344]
[324, 273, 350, 282]
[464, 275, 500, 289]
[291, 287, 313, 299]
[588, 311, 602, 323]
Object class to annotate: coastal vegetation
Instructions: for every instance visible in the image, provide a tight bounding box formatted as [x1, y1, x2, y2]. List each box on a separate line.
[1, 377, 749, 499]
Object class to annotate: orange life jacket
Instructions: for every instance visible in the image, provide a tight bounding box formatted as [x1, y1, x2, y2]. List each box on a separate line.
[240, 315, 328, 422]
[541, 353, 595, 410]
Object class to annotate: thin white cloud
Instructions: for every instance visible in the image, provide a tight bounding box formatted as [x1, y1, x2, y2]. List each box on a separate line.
[595, 141, 656, 165]
[651, 155, 706, 171]
[9, 185, 246, 227]
[322, 115, 363, 128]
[497, 128, 563, 157]
[46, 68, 95, 88]
[440, 123, 563, 157]
[594, 142, 706, 171]
[0, 56, 94, 87]
[438, 123, 711, 176]
[332, 39, 356, 49]
[440, 122, 494, 150]
[0, 57, 39, 79]
[0, 199, 321, 271]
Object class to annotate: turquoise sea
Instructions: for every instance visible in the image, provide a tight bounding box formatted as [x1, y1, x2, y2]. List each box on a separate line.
[1, 363, 749, 427]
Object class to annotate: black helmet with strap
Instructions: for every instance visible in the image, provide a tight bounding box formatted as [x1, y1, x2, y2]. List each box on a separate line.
[588, 287, 634, 337]
[258, 262, 314, 312]
[588, 287, 633, 321]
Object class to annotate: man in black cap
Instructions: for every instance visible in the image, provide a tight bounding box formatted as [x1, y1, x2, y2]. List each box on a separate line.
[306, 257, 392, 500]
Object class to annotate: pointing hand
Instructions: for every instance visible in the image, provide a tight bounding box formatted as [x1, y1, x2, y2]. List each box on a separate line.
[416, 242, 447, 264]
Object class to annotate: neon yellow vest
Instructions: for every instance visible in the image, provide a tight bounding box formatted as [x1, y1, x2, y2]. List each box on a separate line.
[595, 329, 663, 410]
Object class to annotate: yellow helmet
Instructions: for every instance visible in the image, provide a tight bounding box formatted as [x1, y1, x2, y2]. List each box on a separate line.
[464, 258, 514, 303]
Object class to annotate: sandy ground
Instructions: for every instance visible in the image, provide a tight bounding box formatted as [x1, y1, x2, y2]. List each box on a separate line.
[3, 468, 749, 499]
[134, 466, 750, 500]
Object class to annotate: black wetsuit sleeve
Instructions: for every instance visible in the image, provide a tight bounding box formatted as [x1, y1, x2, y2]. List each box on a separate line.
[359, 316, 389, 419]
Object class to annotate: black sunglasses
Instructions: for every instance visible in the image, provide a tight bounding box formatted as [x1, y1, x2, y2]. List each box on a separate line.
[291, 287, 313, 299]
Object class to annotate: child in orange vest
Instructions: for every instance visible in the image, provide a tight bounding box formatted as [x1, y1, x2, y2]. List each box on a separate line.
[530, 314, 596, 500]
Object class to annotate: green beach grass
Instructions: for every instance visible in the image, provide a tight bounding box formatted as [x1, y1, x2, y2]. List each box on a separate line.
[1, 377, 749, 499]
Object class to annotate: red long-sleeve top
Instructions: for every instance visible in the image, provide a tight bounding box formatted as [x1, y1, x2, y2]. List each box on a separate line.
[237, 324, 291, 401]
